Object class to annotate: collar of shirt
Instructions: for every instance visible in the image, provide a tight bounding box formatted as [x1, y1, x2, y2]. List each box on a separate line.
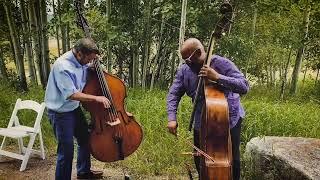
[64, 51, 82, 68]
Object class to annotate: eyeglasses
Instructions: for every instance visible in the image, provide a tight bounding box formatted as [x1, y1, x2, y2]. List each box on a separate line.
[182, 49, 200, 64]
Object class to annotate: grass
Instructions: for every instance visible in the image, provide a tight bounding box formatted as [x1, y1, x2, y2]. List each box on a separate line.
[115, 88, 194, 177]
[0, 82, 56, 151]
[120, 85, 320, 178]
[0, 80, 319, 178]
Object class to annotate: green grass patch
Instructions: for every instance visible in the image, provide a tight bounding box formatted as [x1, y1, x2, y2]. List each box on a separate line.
[0, 82, 319, 178]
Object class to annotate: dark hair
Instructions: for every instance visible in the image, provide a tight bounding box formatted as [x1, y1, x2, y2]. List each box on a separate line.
[73, 38, 100, 55]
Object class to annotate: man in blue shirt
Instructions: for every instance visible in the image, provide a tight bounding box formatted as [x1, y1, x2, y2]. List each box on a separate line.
[167, 38, 249, 180]
[45, 38, 110, 179]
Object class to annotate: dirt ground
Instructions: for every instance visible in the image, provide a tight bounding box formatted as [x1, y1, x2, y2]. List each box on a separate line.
[0, 152, 192, 180]
[0, 153, 127, 180]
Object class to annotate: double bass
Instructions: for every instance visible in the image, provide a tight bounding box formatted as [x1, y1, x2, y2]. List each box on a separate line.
[74, 0, 143, 162]
[189, 2, 233, 180]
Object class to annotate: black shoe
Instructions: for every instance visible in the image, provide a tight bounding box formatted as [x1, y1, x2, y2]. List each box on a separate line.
[77, 170, 103, 179]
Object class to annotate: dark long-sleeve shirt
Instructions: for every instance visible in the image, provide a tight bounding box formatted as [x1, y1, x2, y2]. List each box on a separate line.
[167, 55, 249, 130]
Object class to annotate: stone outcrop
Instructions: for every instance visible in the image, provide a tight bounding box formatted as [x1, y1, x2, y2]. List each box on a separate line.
[245, 136, 320, 180]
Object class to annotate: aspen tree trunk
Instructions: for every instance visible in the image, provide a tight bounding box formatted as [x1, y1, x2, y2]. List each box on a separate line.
[178, 0, 187, 64]
[280, 47, 292, 100]
[40, 0, 50, 86]
[28, 0, 41, 85]
[245, 3, 257, 77]
[131, 41, 139, 88]
[5, 0, 28, 91]
[66, 22, 70, 50]
[106, 0, 112, 73]
[290, 5, 311, 94]
[59, 0, 67, 53]
[150, 17, 164, 90]
[52, 0, 61, 56]
[21, 0, 36, 83]
[34, 0, 45, 87]
[315, 68, 319, 86]
[141, 0, 152, 89]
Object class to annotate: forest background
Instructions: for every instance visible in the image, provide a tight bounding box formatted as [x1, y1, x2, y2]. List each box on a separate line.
[0, 0, 319, 179]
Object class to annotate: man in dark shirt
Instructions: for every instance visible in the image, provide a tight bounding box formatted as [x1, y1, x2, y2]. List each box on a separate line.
[166, 38, 249, 180]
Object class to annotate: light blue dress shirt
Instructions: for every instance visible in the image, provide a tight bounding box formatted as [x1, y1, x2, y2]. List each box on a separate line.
[45, 51, 89, 112]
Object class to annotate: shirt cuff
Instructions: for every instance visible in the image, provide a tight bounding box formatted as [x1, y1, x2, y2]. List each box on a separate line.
[168, 113, 177, 122]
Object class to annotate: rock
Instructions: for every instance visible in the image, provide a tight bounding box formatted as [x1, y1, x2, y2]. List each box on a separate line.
[245, 136, 320, 180]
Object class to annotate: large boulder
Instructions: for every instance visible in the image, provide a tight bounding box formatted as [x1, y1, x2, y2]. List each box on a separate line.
[245, 136, 320, 180]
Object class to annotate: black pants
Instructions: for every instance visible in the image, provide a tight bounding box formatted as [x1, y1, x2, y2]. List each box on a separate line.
[194, 118, 242, 180]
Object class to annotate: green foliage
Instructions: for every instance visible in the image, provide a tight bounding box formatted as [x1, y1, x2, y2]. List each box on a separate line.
[246, 80, 320, 102]
[44, 0, 320, 90]
[1, 0, 320, 91]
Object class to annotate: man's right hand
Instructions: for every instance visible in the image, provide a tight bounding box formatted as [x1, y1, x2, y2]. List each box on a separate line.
[167, 121, 178, 136]
[94, 96, 111, 108]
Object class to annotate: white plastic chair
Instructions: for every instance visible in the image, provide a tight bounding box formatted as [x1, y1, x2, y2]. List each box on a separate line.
[0, 98, 46, 171]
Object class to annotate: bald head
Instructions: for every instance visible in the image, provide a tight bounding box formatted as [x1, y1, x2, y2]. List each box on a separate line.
[181, 38, 203, 54]
[180, 38, 206, 65]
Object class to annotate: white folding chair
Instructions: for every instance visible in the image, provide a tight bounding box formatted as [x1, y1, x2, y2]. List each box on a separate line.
[0, 98, 46, 171]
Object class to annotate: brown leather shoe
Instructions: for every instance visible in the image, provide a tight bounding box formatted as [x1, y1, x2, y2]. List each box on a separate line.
[77, 170, 103, 179]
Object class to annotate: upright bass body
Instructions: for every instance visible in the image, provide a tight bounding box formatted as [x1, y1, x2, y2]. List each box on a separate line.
[190, 3, 233, 179]
[82, 70, 143, 162]
[200, 82, 232, 180]
[73, 0, 142, 163]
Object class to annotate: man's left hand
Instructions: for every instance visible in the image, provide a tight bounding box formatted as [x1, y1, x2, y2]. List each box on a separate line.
[199, 65, 220, 81]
